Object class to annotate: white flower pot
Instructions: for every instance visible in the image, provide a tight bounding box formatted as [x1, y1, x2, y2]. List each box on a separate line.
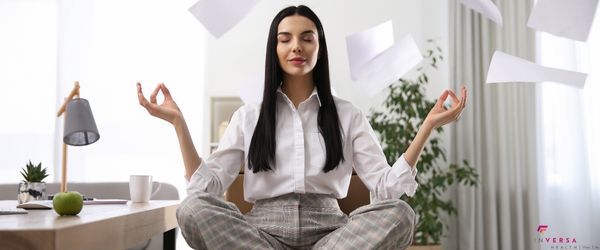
[18, 182, 47, 204]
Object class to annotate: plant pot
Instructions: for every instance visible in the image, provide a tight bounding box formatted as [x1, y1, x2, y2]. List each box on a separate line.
[18, 182, 47, 204]
[408, 244, 442, 250]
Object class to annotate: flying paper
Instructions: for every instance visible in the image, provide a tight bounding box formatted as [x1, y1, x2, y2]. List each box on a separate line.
[486, 51, 588, 88]
[527, 0, 598, 42]
[188, 0, 259, 38]
[346, 21, 423, 96]
[460, 0, 503, 26]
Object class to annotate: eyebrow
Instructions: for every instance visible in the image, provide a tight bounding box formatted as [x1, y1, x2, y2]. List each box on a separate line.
[277, 30, 316, 36]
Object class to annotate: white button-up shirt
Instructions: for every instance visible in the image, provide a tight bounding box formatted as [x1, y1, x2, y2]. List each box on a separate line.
[188, 87, 418, 203]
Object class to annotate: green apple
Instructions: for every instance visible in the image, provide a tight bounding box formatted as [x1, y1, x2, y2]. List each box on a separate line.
[53, 191, 83, 216]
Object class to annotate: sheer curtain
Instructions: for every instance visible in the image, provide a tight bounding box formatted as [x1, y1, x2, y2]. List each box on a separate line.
[447, 0, 539, 249]
[537, 13, 600, 249]
[54, 0, 205, 199]
[0, 0, 57, 183]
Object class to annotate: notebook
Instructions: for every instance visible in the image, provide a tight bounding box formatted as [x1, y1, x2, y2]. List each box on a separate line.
[16, 200, 53, 209]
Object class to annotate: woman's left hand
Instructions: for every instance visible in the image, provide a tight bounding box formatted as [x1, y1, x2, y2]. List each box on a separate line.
[423, 85, 468, 130]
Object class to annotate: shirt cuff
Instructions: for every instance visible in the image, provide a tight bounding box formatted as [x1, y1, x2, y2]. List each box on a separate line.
[186, 160, 213, 195]
[390, 154, 419, 197]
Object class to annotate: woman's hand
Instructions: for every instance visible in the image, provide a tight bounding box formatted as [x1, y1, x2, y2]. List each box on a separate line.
[403, 86, 467, 166]
[137, 82, 183, 125]
[423, 86, 468, 131]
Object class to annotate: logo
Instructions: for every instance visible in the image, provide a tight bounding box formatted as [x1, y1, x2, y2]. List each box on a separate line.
[535, 224, 580, 245]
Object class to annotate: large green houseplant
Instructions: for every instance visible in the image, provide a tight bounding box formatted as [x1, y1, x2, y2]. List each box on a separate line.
[369, 41, 479, 245]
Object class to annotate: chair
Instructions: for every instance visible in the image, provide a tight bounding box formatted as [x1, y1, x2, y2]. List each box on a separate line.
[0, 182, 179, 250]
[225, 171, 371, 215]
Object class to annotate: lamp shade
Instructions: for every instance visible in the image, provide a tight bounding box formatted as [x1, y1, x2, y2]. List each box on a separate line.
[63, 98, 100, 146]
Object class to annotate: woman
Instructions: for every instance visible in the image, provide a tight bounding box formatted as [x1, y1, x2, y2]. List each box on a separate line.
[137, 5, 466, 250]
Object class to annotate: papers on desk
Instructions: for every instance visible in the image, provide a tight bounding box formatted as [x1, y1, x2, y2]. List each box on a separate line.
[345, 21, 423, 96]
[485, 51, 588, 88]
[188, 0, 259, 38]
[0, 207, 28, 215]
[460, 0, 503, 26]
[17, 200, 53, 209]
[527, 0, 599, 42]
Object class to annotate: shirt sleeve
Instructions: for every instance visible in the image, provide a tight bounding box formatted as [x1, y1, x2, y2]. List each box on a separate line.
[350, 109, 418, 201]
[187, 108, 245, 197]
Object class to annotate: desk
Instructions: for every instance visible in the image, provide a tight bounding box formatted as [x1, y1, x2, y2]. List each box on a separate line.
[0, 200, 179, 250]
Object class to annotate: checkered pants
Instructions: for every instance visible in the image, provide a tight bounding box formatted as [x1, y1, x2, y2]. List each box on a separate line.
[177, 192, 415, 250]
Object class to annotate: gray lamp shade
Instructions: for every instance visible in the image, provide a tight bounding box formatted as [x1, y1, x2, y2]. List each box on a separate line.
[63, 98, 100, 146]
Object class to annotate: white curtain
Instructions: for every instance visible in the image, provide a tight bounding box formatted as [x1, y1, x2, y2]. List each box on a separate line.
[54, 0, 205, 195]
[0, 0, 57, 183]
[537, 17, 600, 249]
[447, 0, 539, 249]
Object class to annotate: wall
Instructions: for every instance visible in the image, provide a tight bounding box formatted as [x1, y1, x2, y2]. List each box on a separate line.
[199, 0, 450, 156]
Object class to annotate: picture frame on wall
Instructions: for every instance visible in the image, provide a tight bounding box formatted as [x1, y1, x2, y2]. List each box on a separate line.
[210, 97, 243, 153]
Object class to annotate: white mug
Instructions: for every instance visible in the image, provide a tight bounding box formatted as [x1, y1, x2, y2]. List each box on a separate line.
[129, 175, 153, 203]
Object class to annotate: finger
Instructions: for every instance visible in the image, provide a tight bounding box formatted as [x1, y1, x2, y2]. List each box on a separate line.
[150, 84, 161, 104]
[137, 82, 150, 107]
[160, 83, 173, 100]
[461, 85, 468, 109]
[447, 90, 460, 107]
[435, 90, 449, 107]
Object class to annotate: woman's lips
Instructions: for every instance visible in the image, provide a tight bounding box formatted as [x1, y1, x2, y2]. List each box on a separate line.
[289, 58, 306, 65]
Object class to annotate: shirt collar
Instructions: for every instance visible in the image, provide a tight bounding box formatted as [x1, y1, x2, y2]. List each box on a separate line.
[276, 86, 322, 107]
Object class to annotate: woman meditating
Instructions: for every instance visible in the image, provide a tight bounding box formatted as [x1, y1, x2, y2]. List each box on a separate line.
[137, 5, 466, 250]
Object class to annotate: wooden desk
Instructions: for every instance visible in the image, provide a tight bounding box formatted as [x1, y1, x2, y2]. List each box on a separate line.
[0, 200, 179, 250]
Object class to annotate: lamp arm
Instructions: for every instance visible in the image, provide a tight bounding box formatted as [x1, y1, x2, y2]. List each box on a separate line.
[57, 81, 81, 117]
[56, 81, 80, 193]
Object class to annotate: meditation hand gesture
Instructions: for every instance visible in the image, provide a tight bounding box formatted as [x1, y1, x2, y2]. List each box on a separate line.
[137, 82, 183, 125]
[423, 86, 468, 130]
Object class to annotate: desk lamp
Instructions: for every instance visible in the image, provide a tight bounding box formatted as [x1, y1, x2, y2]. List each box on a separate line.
[56, 81, 100, 192]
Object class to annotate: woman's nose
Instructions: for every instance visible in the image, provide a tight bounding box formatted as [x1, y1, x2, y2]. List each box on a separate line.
[292, 42, 302, 53]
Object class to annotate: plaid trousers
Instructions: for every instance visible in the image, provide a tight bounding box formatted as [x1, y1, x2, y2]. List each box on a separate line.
[177, 192, 415, 250]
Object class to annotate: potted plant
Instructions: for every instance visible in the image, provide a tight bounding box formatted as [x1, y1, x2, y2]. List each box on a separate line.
[18, 160, 49, 204]
[369, 41, 479, 248]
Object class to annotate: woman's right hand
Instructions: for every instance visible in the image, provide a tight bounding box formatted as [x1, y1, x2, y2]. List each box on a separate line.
[137, 82, 183, 125]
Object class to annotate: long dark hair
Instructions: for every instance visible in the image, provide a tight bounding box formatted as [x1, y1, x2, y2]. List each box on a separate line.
[247, 5, 344, 173]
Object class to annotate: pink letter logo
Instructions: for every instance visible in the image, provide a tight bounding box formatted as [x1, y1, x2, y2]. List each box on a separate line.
[537, 224, 549, 234]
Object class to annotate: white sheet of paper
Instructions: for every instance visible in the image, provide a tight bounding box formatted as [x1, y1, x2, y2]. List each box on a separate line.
[460, 0, 503, 26]
[188, 0, 259, 38]
[486, 51, 588, 88]
[527, 0, 598, 42]
[355, 35, 423, 96]
[346, 21, 422, 96]
[346, 21, 394, 81]
[239, 71, 264, 105]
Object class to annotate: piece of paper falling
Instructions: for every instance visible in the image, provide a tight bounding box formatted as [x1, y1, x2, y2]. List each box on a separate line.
[486, 51, 588, 88]
[527, 0, 598, 42]
[188, 0, 259, 38]
[346, 21, 423, 96]
[460, 0, 503, 26]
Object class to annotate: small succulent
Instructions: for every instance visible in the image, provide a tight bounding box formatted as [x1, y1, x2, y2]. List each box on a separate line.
[20, 161, 49, 183]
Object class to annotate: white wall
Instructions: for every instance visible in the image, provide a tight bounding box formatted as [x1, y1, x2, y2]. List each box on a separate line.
[200, 0, 450, 156]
